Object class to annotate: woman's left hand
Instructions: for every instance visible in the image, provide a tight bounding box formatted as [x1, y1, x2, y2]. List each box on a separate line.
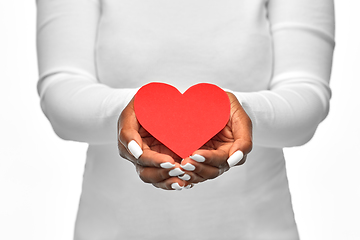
[178, 92, 253, 184]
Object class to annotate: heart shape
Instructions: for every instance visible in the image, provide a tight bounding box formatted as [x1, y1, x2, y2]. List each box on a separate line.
[134, 82, 230, 159]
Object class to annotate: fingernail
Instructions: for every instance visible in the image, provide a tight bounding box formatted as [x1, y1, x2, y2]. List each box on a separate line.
[227, 150, 244, 168]
[180, 163, 196, 171]
[169, 168, 185, 177]
[160, 162, 176, 169]
[184, 184, 193, 190]
[128, 140, 143, 159]
[190, 154, 205, 163]
[171, 182, 183, 191]
[178, 174, 191, 181]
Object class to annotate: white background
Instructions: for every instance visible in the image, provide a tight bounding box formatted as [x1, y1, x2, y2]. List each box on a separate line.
[0, 1, 359, 239]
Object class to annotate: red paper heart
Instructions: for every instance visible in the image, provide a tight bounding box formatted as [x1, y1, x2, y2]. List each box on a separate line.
[134, 82, 230, 158]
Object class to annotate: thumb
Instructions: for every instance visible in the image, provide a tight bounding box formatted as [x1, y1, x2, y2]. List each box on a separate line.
[123, 132, 143, 160]
[227, 139, 251, 168]
[226, 93, 253, 167]
[118, 98, 144, 159]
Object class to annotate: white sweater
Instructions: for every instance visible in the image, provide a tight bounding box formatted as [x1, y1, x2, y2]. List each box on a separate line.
[36, 0, 335, 239]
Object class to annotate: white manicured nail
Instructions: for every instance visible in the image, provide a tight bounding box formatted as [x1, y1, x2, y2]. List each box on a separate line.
[171, 183, 183, 191]
[128, 140, 143, 159]
[184, 184, 193, 190]
[227, 150, 244, 168]
[180, 163, 196, 171]
[169, 168, 185, 177]
[160, 162, 176, 169]
[178, 174, 191, 181]
[190, 154, 206, 162]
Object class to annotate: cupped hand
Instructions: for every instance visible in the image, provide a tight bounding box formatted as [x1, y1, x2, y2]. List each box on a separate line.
[117, 97, 191, 191]
[178, 92, 253, 184]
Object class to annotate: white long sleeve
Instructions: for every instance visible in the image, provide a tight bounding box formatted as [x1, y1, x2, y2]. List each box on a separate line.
[37, 0, 335, 148]
[233, 0, 335, 148]
[36, 0, 137, 145]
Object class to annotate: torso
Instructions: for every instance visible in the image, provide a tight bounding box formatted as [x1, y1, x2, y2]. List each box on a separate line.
[96, 0, 272, 92]
[74, 1, 299, 239]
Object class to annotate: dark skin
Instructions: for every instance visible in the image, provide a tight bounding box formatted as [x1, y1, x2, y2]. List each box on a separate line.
[118, 91, 252, 190]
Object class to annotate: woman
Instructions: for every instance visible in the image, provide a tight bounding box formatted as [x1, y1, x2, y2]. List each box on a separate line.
[36, 0, 335, 239]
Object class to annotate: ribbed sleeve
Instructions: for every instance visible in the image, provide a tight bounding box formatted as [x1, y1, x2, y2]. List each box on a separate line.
[233, 0, 335, 148]
[36, 0, 137, 144]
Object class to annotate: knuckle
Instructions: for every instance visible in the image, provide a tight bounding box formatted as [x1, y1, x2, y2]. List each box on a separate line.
[157, 181, 172, 191]
[119, 128, 136, 146]
[135, 158, 145, 167]
[194, 166, 210, 180]
[136, 166, 150, 183]
[245, 140, 253, 153]
[209, 169, 220, 179]
[139, 174, 151, 184]
[152, 183, 162, 190]
[159, 169, 169, 181]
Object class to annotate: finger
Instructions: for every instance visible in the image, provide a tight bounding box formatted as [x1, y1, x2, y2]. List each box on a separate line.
[119, 127, 177, 168]
[119, 128, 177, 168]
[118, 140, 138, 164]
[118, 127, 143, 159]
[136, 164, 184, 184]
[227, 93, 253, 167]
[180, 158, 221, 180]
[189, 146, 230, 168]
[177, 172, 206, 184]
[135, 148, 177, 168]
[228, 96, 253, 157]
[227, 149, 246, 167]
[227, 108, 252, 167]
[119, 136, 176, 169]
[118, 98, 144, 159]
[152, 177, 186, 191]
[183, 184, 195, 190]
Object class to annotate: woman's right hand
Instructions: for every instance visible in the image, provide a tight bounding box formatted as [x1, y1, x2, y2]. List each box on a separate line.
[117, 97, 191, 191]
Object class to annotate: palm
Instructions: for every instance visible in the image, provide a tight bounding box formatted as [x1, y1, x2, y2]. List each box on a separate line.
[199, 122, 234, 152]
[138, 126, 183, 162]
